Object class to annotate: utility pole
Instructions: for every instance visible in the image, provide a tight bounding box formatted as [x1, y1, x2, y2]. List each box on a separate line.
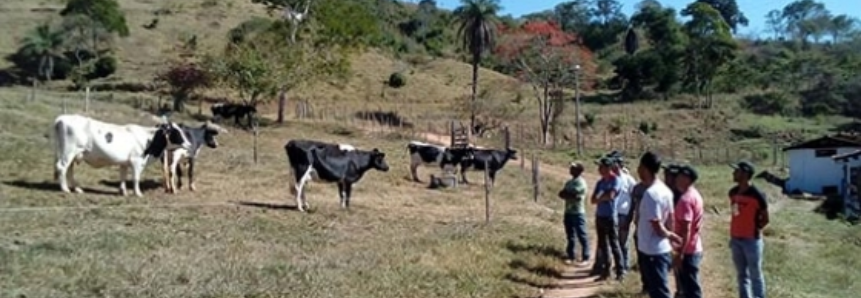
[574, 64, 583, 156]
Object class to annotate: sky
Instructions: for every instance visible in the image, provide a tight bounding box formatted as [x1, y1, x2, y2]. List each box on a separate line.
[431, 0, 860, 37]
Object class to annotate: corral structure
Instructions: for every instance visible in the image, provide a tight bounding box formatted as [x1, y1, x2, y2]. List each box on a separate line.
[783, 134, 861, 195]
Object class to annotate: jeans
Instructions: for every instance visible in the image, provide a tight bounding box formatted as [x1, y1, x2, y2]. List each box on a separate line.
[640, 251, 672, 298]
[677, 253, 703, 298]
[563, 213, 590, 261]
[731, 238, 766, 298]
[635, 234, 647, 292]
[618, 213, 632, 270]
[593, 216, 624, 277]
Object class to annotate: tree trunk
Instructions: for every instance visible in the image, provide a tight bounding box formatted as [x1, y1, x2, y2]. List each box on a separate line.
[173, 92, 186, 112]
[470, 52, 480, 144]
[277, 87, 286, 124]
[575, 74, 583, 156]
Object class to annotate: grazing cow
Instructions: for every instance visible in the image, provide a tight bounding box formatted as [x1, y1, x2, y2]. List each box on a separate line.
[284, 139, 388, 212]
[210, 102, 257, 129]
[458, 147, 518, 186]
[51, 114, 177, 197]
[406, 141, 475, 182]
[143, 121, 227, 193]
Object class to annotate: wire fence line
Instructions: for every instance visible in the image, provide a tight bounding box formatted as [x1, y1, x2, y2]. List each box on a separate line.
[0, 201, 239, 213]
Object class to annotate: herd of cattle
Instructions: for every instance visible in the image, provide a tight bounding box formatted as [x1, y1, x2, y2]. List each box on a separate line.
[49, 103, 520, 212]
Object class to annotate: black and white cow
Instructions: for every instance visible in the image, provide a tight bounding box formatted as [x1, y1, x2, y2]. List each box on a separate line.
[210, 102, 257, 129]
[284, 139, 388, 212]
[406, 141, 475, 182]
[143, 121, 227, 193]
[458, 147, 518, 186]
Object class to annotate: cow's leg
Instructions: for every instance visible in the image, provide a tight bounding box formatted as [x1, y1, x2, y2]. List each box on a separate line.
[296, 166, 314, 212]
[176, 160, 184, 190]
[130, 158, 147, 197]
[344, 183, 353, 209]
[118, 165, 129, 196]
[168, 153, 182, 194]
[489, 170, 497, 188]
[460, 166, 471, 184]
[55, 157, 72, 193]
[162, 153, 171, 193]
[67, 162, 84, 193]
[187, 158, 196, 192]
[409, 159, 421, 182]
[338, 182, 347, 209]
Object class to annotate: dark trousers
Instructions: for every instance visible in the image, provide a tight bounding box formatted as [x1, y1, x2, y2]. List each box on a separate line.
[640, 251, 672, 298]
[635, 234, 647, 292]
[564, 213, 590, 261]
[677, 253, 703, 298]
[592, 216, 624, 277]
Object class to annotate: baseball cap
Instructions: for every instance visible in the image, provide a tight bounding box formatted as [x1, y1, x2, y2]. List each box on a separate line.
[730, 160, 756, 176]
[662, 163, 681, 174]
[677, 164, 699, 182]
[596, 156, 615, 167]
[607, 150, 623, 158]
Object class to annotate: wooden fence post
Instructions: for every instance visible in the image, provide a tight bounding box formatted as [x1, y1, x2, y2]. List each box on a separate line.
[484, 159, 492, 224]
[252, 121, 259, 164]
[532, 154, 540, 203]
[772, 141, 778, 166]
[62, 97, 67, 114]
[450, 121, 455, 147]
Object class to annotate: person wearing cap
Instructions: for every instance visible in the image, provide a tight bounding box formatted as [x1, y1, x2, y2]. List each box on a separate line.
[611, 155, 638, 275]
[636, 151, 682, 298]
[662, 163, 683, 206]
[672, 165, 704, 298]
[728, 161, 769, 298]
[590, 156, 626, 281]
[557, 162, 590, 265]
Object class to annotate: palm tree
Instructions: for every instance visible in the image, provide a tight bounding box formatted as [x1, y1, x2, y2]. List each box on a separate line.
[453, 0, 500, 139]
[20, 22, 65, 83]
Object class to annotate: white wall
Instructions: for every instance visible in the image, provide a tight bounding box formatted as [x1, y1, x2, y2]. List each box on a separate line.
[786, 147, 861, 194]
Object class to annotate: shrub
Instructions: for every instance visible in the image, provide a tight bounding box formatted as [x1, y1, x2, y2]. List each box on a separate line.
[388, 72, 406, 88]
[742, 92, 797, 116]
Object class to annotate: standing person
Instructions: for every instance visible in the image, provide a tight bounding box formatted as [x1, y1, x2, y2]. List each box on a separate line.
[636, 151, 681, 298]
[613, 156, 638, 274]
[630, 180, 649, 295]
[662, 163, 685, 298]
[557, 162, 590, 265]
[590, 157, 626, 281]
[729, 161, 770, 298]
[673, 165, 704, 298]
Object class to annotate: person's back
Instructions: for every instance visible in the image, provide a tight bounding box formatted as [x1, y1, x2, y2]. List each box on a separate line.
[637, 180, 675, 255]
[616, 172, 637, 216]
[676, 185, 704, 255]
[563, 176, 587, 215]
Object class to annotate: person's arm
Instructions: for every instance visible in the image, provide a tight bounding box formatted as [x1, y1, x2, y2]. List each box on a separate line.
[643, 192, 679, 241]
[756, 187, 770, 229]
[594, 178, 620, 203]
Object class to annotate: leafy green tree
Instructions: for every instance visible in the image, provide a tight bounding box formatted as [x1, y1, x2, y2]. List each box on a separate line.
[18, 22, 65, 83]
[60, 0, 129, 38]
[695, 0, 748, 33]
[681, 2, 738, 108]
[453, 0, 501, 136]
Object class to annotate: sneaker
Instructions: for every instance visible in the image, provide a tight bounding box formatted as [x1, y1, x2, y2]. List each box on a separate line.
[564, 259, 574, 265]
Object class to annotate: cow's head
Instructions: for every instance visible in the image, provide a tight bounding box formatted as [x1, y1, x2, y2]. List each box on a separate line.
[369, 148, 390, 172]
[201, 121, 227, 148]
[160, 122, 191, 150]
[505, 148, 519, 161]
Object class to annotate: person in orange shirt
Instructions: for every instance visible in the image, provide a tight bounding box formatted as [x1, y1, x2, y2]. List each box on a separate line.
[728, 161, 770, 298]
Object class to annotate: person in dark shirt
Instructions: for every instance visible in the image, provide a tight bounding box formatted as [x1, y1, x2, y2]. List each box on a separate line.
[728, 161, 770, 298]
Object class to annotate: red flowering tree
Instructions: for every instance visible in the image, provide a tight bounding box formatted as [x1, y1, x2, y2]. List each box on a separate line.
[155, 62, 212, 112]
[494, 20, 595, 146]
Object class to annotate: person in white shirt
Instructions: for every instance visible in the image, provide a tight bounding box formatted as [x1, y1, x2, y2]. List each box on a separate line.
[612, 156, 638, 273]
[636, 151, 682, 298]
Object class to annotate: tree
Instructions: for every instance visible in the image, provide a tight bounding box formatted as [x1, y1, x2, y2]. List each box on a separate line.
[828, 14, 857, 42]
[155, 62, 212, 112]
[765, 9, 786, 40]
[495, 20, 594, 146]
[18, 22, 65, 83]
[696, 0, 748, 34]
[681, 2, 738, 108]
[60, 0, 130, 38]
[453, 0, 501, 141]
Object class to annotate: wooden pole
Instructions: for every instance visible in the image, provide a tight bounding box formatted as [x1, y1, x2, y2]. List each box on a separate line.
[253, 122, 259, 164]
[62, 97, 67, 114]
[484, 160, 492, 223]
[84, 86, 90, 113]
[504, 125, 511, 149]
[450, 121, 455, 147]
[532, 154, 540, 202]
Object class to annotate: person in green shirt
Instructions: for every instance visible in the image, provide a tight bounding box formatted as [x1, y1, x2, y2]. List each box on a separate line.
[558, 162, 590, 265]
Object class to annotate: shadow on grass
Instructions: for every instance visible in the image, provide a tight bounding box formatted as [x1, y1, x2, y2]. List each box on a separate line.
[354, 110, 414, 128]
[504, 241, 565, 259]
[3, 179, 163, 196]
[233, 200, 300, 211]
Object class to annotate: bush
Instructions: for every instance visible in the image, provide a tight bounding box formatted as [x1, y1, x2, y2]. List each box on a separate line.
[742, 92, 797, 116]
[388, 72, 406, 88]
[90, 56, 118, 79]
[584, 112, 596, 127]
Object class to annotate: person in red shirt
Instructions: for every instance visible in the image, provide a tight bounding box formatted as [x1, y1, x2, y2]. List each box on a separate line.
[673, 165, 704, 298]
[728, 161, 770, 298]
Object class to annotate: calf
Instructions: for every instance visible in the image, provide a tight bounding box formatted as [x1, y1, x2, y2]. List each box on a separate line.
[51, 114, 175, 197]
[285, 139, 388, 212]
[143, 121, 227, 193]
[210, 102, 257, 129]
[459, 147, 518, 186]
[406, 141, 475, 182]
